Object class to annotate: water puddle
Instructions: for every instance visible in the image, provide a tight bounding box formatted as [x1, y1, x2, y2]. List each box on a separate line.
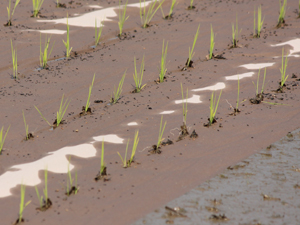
[24, 29, 66, 35]
[271, 38, 300, 56]
[191, 82, 225, 92]
[225, 72, 254, 80]
[239, 63, 275, 70]
[160, 111, 175, 115]
[174, 95, 202, 104]
[128, 122, 138, 126]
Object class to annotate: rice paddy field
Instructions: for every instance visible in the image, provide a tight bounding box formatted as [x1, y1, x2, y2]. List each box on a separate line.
[0, 0, 300, 224]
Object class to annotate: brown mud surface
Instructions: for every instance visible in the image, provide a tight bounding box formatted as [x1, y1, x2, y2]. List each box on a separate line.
[135, 129, 300, 225]
[0, 0, 300, 224]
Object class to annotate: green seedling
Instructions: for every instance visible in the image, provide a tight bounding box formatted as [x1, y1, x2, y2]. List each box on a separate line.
[157, 115, 167, 149]
[253, 5, 264, 38]
[95, 19, 103, 46]
[85, 73, 95, 111]
[133, 55, 146, 92]
[56, 94, 70, 126]
[100, 140, 106, 175]
[231, 14, 240, 48]
[298, 0, 300, 18]
[111, 71, 126, 104]
[236, 76, 240, 112]
[10, 40, 18, 80]
[188, 0, 194, 9]
[66, 157, 78, 195]
[181, 83, 188, 125]
[35, 167, 51, 210]
[280, 48, 288, 90]
[0, 125, 10, 154]
[117, 130, 139, 167]
[22, 110, 29, 140]
[32, 0, 44, 17]
[160, 0, 177, 18]
[209, 25, 215, 59]
[278, 0, 287, 27]
[18, 184, 31, 223]
[252, 68, 267, 96]
[209, 90, 222, 125]
[187, 24, 200, 67]
[62, 14, 72, 58]
[159, 40, 168, 83]
[140, 0, 165, 28]
[118, 0, 129, 36]
[34, 106, 52, 127]
[6, 0, 21, 26]
[40, 34, 55, 69]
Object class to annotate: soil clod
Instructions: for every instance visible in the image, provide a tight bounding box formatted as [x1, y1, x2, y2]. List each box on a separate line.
[56, 3, 66, 8]
[36, 198, 52, 211]
[204, 118, 217, 127]
[161, 139, 173, 146]
[176, 123, 189, 142]
[66, 186, 79, 196]
[165, 206, 187, 218]
[250, 93, 264, 104]
[209, 214, 228, 221]
[14, 218, 24, 225]
[206, 53, 226, 60]
[229, 108, 241, 116]
[149, 145, 162, 154]
[94, 167, 110, 181]
[94, 100, 103, 103]
[79, 106, 92, 117]
[185, 58, 194, 68]
[189, 130, 198, 139]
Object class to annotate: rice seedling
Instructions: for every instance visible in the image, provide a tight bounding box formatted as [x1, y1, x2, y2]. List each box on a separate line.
[133, 55, 146, 92]
[236, 76, 240, 112]
[55, 94, 70, 126]
[278, 0, 287, 27]
[6, 0, 21, 26]
[157, 115, 167, 149]
[32, 0, 45, 17]
[18, 184, 31, 224]
[139, 0, 165, 28]
[62, 14, 72, 58]
[250, 68, 266, 104]
[280, 48, 288, 91]
[10, 40, 18, 80]
[209, 25, 215, 59]
[0, 125, 10, 154]
[85, 73, 95, 112]
[231, 14, 239, 48]
[117, 130, 139, 167]
[160, 0, 177, 19]
[95, 19, 103, 46]
[188, 0, 195, 9]
[181, 83, 188, 126]
[111, 71, 126, 104]
[56, 0, 66, 8]
[22, 110, 30, 140]
[34, 106, 52, 127]
[35, 167, 52, 210]
[298, 0, 300, 18]
[100, 140, 106, 175]
[186, 24, 200, 67]
[207, 90, 222, 126]
[253, 5, 264, 38]
[66, 157, 78, 195]
[118, 0, 129, 36]
[159, 40, 168, 83]
[40, 34, 55, 69]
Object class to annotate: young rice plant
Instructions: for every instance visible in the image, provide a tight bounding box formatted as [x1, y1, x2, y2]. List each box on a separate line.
[252, 68, 267, 96]
[133, 55, 146, 92]
[111, 71, 126, 104]
[10, 40, 18, 80]
[117, 130, 139, 168]
[280, 48, 288, 90]
[32, 0, 44, 17]
[187, 24, 200, 66]
[40, 34, 55, 69]
[157, 115, 167, 149]
[253, 5, 264, 38]
[22, 110, 29, 140]
[118, 0, 129, 36]
[85, 73, 95, 111]
[278, 0, 287, 26]
[209, 25, 215, 59]
[209, 90, 222, 125]
[231, 14, 239, 47]
[160, 0, 177, 18]
[18, 184, 31, 223]
[181, 83, 188, 125]
[100, 140, 106, 175]
[34, 106, 52, 127]
[159, 40, 168, 83]
[6, 0, 21, 26]
[63, 14, 72, 58]
[35, 167, 49, 209]
[56, 94, 70, 126]
[67, 157, 78, 195]
[0, 125, 10, 154]
[139, 0, 165, 28]
[95, 19, 103, 46]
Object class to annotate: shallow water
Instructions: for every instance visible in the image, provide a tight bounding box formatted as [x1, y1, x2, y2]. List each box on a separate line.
[133, 129, 300, 225]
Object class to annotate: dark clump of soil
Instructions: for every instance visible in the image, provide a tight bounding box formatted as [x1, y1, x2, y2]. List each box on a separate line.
[206, 53, 226, 60]
[52, 119, 66, 128]
[56, 3, 67, 8]
[14, 218, 24, 225]
[155, 76, 167, 83]
[292, 73, 297, 78]
[66, 186, 79, 196]
[185, 58, 194, 68]
[24, 133, 34, 141]
[4, 21, 12, 27]
[94, 167, 110, 181]
[164, 14, 173, 20]
[276, 20, 287, 28]
[79, 106, 92, 117]
[118, 32, 132, 40]
[36, 198, 52, 211]
[149, 145, 162, 154]
[189, 130, 198, 139]
[187, 6, 195, 10]
[229, 39, 241, 49]
[209, 214, 228, 221]
[229, 108, 241, 116]
[176, 123, 189, 142]
[204, 118, 217, 127]
[250, 93, 264, 104]
[161, 139, 173, 146]
[94, 100, 103, 103]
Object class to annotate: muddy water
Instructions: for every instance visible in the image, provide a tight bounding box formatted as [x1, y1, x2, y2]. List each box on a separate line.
[134, 129, 300, 225]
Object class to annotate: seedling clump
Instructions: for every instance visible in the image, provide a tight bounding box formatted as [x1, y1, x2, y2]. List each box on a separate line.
[35, 168, 52, 211]
[187, 0, 195, 10]
[177, 83, 189, 141]
[158, 40, 168, 83]
[53, 94, 70, 127]
[94, 19, 103, 47]
[32, 0, 45, 18]
[6, 0, 21, 26]
[204, 90, 222, 127]
[22, 110, 33, 140]
[16, 184, 31, 224]
[63, 14, 72, 58]
[118, 0, 129, 39]
[111, 71, 126, 104]
[95, 140, 110, 181]
[133, 56, 146, 92]
[206, 25, 225, 60]
[149, 116, 167, 154]
[10, 40, 18, 80]
[0, 125, 10, 154]
[56, 0, 66, 8]
[277, 0, 287, 28]
[40, 34, 55, 69]
[253, 5, 264, 38]
[66, 157, 79, 196]
[117, 130, 139, 168]
[250, 68, 267, 104]
[184, 24, 200, 69]
[80, 73, 95, 116]
[140, 0, 165, 28]
[230, 14, 240, 48]
[278, 48, 288, 92]
[231, 77, 241, 115]
[161, 0, 177, 19]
